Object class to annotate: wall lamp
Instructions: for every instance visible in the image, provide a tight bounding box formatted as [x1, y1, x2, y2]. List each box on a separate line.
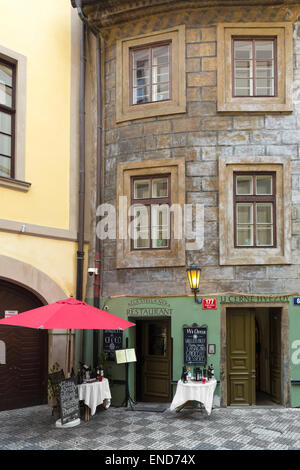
[186, 265, 202, 304]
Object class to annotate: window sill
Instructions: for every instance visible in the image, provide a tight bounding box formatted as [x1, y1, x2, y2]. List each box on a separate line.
[0, 176, 31, 192]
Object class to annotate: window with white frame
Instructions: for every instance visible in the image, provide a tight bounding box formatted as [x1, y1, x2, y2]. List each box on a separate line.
[131, 175, 170, 250]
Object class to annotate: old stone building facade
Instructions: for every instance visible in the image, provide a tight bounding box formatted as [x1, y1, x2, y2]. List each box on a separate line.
[74, 0, 300, 408]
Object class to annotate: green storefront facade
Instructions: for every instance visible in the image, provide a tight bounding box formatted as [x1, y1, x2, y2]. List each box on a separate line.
[77, 295, 300, 408]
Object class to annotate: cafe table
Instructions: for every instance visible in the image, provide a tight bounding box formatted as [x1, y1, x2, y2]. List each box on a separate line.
[78, 378, 112, 421]
[170, 378, 217, 416]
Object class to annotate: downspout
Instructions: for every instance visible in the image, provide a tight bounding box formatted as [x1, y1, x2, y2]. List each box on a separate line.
[72, 0, 102, 367]
[93, 35, 102, 368]
[76, 18, 86, 303]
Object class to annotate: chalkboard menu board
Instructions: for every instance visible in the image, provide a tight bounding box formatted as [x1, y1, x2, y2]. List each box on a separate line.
[103, 330, 123, 360]
[183, 326, 207, 365]
[59, 378, 80, 425]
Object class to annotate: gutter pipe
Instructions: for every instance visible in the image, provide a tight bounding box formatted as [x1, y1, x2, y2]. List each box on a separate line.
[72, 0, 102, 368]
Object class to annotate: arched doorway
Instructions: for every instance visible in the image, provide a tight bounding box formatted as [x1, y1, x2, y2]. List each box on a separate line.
[0, 280, 48, 411]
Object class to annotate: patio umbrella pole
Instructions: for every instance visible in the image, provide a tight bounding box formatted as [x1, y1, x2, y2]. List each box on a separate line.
[67, 328, 72, 377]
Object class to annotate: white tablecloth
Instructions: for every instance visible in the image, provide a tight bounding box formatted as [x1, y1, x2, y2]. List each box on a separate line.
[170, 378, 217, 415]
[78, 379, 112, 416]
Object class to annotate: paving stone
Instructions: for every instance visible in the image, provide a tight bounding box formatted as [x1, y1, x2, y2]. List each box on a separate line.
[1, 404, 300, 450]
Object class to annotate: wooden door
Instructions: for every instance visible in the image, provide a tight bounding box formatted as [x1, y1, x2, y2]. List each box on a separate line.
[139, 319, 171, 402]
[0, 280, 48, 411]
[270, 309, 281, 404]
[227, 308, 256, 406]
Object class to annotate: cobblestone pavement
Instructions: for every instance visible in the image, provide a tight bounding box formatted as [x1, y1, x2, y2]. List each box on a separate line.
[0, 404, 300, 450]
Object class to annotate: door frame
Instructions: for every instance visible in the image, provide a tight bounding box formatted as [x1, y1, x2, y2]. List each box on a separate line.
[220, 302, 290, 407]
[130, 316, 172, 402]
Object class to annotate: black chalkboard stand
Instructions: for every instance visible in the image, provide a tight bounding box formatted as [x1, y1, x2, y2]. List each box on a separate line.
[56, 378, 80, 428]
[122, 337, 135, 411]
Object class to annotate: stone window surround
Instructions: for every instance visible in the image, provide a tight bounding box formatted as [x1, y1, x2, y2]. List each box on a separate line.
[217, 22, 293, 113]
[116, 26, 186, 123]
[0, 44, 29, 191]
[219, 155, 291, 265]
[116, 158, 185, 269]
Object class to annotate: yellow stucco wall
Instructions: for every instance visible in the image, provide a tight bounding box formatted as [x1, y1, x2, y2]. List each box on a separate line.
[0, 0, 71, 228]
[0, 1, 82, 299]
[0, 232, 88, 299]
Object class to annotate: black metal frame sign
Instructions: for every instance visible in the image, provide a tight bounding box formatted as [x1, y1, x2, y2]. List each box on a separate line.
[183, 326, 207, 365]
[103, 330, 123, 359]
[59, 378, 80, 425]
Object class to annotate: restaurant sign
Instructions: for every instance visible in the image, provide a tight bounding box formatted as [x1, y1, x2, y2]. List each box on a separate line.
[126, 298, 174, 317]
[220, 295, 289, 304]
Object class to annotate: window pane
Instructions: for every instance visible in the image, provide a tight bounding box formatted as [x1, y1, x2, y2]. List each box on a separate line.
[234, 42, 253, 97]
[134, 179, 150, 199]
[0, 155, 11, 177]
[133, 67, 150, 88]
[152, 178, 168, 198]
[255, 41, 273, 60]
[256, 61, 274, 78]
[132, 49, 150, 70]
[148, 324, 167, 356]
[132, 86, 150, 104]
[236, 175, 253, 195]
[152, 64, 169, 84]
[152, 45, 169, 66]
[0, 83, 12, 107]
[257, 225, 273, 246]
[237, 203, 253, 224]
[235, 78, 253, 96]
[152, 83, 169, 101]
[0, 133, 11, 156]
[234, 41, 253, 96]
[256, 175, 272, 194]
[0, 63, 13, 87]
[256, 78, 274, 96]
[133, 205, 150, 249]
[235, 60, 251, 78]
[152, 204, 169, 248]
[257, 203, 272, 224]
[0, 112, 11, 134]
[237, 225, 253, 246]
[234, 41, 252, 60]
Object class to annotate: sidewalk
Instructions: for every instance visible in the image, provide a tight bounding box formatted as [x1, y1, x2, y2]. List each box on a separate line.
[0, 404, 300, 450]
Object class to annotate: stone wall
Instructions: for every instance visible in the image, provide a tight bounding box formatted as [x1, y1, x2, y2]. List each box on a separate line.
[87, 4, 300, 297]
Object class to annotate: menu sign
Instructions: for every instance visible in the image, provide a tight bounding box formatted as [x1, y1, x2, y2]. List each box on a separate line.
[183, 327, 207, 365]
[103, 330, 123, 352]
[115, 348, 137, 364]
[59, 378, 80, 425]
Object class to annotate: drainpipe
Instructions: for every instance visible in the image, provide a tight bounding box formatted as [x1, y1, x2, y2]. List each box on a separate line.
[76, 18, 86, 304]
[72, 0, 102, 368]
[93, 35, 102, 369]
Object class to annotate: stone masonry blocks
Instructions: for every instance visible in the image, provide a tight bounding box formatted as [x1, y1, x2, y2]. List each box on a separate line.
[97, 5, 300, 296]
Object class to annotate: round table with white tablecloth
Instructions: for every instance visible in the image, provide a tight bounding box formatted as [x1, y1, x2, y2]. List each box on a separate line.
[78, 379, 111, 418]
[170, 378, 217, 415]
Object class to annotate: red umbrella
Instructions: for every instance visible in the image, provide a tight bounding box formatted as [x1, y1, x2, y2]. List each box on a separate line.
[0, 297, 135, 373]
[0, 297, 134, 330]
